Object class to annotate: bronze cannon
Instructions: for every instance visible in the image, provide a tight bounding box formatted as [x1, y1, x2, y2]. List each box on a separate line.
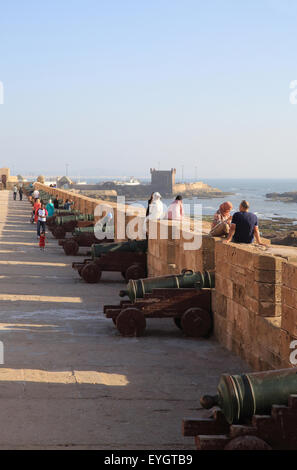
[104, 270, 215, 337]
[183, 367, 297, 450]
[72, 239, 147, 283]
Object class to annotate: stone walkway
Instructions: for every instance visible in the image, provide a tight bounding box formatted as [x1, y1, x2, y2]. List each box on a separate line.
[0, 191, 249, 449]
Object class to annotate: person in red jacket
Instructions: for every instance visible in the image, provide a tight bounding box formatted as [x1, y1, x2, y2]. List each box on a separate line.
[39, 230, 46, 250]
[33, 198, 41, 224]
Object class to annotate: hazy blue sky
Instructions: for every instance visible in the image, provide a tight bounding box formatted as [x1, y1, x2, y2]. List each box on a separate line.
[1, 0, 297, 179]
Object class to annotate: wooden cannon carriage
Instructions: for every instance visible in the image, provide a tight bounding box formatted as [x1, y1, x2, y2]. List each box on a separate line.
[104, 270, 215, 337]
[72, 239, 148, 283]
[59, 226, 114, 255]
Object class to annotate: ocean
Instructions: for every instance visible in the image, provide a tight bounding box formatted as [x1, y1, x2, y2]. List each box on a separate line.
[84, 178, 297, 221]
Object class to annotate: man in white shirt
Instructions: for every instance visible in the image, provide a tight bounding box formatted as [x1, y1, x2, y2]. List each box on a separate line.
[37, 202, 48, 237]
[33, 189, 40, 200]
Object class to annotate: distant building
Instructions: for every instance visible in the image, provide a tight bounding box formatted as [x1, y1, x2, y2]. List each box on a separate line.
[0, 167, 19, 190]
[150, 168, 176, 194]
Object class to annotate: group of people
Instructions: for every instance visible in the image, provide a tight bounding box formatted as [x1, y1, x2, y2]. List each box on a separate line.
[28, 185, 264, 249]
[31, 193, 49, 250]
[13, 184, 23, 201]
[145, 192, 264, 245]
[210, 200, 265, 245]
[146, 192, 184, 222]
[29, 190, 75, 250]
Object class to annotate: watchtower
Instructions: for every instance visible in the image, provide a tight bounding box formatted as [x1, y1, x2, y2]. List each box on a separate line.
[150, 168, 176, 194]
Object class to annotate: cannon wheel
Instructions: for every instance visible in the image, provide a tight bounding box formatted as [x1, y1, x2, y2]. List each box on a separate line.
[81, 262, 102, 283]
[77, 265, 85, 277]
[224, 436, 272, 450]
[173, 318, 182, 329]
[63, 239, 79, 256]
[124, 264, 146, 282]
[181, 307, 212, 338]
[116, 307, 146, 337]
[53, 226, 66, 239]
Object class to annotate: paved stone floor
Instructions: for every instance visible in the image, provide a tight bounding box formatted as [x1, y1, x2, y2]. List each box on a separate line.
[0, 190, 249, 449]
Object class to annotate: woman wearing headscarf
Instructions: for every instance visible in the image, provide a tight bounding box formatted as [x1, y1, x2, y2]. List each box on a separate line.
[146, 192, 154, 217]
[209, 201, 233, 237]
[146, 192, 164, 220]
[143, 192, 165, 237]
[167, 195, 184, 220]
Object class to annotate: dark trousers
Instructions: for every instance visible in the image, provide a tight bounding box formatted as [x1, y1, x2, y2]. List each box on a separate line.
[13, 192, 17, 200]
[37, 221, 46, 236]
[19, 193, 23, 201]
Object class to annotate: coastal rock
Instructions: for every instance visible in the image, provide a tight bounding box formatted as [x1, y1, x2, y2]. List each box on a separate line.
[271, 231, 297, 247]
[266, 192, 297, 203]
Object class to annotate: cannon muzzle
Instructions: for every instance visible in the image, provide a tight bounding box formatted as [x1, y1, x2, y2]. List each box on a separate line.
[201, 368, 297, 424]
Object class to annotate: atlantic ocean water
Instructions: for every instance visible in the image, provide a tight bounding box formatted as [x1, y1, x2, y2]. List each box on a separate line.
[87, 178, 297, 221]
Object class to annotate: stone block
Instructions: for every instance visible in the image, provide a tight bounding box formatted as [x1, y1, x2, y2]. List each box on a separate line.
[253, 254, 284, 271]
[252, 282, 282, 302]
[232, 283, 246, 307]
[254, 268, 282, 284]
[281, 303, 297, 338]
[282, 262, 297, 291]
[282, 286, 297, 310]
[213, 291, 227, 318]
[215, 274, 233, 299]
[258, 301, 281, 317]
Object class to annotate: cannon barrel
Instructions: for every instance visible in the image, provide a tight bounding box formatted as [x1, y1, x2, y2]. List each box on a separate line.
[91, 239, 147, 258]
[120, 270, 215, 302]
[74, 227, 95, 234]
[200, 368, 297, 424]
[55, 214, 94, 226]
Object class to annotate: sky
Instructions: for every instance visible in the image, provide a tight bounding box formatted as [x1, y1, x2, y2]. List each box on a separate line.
[1, 0, 297, 179]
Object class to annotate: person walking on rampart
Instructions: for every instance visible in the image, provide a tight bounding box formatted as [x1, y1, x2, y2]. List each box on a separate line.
[13, 185, 18, 201]
[19, 185, 23, 201]
[33, 188, 40, 200]
[53, 196, 59, 209]
[37, 202, 48, 238]
[33, 198, 41, 224]
[39, 230, 46, 251]
[46, 199, 55, 217]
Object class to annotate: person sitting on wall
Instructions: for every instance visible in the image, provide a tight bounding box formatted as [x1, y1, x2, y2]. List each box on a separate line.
[225, 200, 265, 245]
[64, 199, 73, 210]
[146, 192, 154, 217]
[146, 192, 165, 220]
[143, 192, 165, 238]
[167, 195, 184, 220]
[209, 201, 233, 237]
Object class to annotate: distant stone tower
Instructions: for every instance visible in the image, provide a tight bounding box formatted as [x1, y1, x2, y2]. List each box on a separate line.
[150, 168, 176, 195]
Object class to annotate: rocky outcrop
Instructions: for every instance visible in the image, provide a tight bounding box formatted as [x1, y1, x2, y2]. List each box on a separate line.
[271, 231, 297, 247]
[266, 192, 297, 202]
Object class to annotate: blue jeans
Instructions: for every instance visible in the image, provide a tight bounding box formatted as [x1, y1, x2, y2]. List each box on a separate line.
[37, 221, 46, 236]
